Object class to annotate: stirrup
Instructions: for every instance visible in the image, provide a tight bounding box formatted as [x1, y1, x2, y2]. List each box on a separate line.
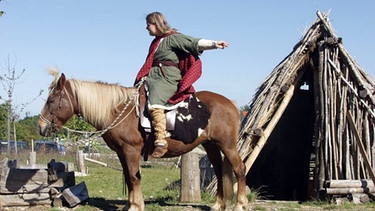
[151, 143, 168, 158]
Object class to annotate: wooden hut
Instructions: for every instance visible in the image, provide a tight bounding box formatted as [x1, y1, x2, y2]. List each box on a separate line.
[208, 11, 375, 201]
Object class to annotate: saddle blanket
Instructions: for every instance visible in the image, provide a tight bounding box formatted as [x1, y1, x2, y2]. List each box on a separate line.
[140, 94, 211, 143]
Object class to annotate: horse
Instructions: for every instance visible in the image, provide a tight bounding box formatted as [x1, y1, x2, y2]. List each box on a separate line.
[38, 71, 248, 211]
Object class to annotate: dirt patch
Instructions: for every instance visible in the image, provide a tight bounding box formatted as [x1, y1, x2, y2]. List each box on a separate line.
[2, 199, 375, 211]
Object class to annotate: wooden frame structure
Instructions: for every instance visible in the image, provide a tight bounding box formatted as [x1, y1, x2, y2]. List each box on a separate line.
[207, 11, 375, 200]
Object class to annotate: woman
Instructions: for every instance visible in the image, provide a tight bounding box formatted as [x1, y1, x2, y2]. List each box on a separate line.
[134, 12, 229, 158]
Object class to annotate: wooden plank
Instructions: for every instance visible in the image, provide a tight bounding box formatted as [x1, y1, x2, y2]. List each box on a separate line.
[0, 168, 74, 194]
[0, 169, 48, 193]
[0, 192, 51, 207]
[62, 182, 89, 207]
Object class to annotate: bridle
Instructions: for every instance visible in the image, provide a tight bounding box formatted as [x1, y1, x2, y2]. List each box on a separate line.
[39, 77, 146, 137]
[39, 86, 74, 133]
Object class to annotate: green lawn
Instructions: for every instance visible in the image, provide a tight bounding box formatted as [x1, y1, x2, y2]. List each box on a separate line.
[2, 152, 375, 210]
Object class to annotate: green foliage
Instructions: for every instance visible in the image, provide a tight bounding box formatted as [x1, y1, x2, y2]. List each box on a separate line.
[0, 101, 95, 144]
[0, 102, 9, 139]
[56, 115, 96, 141]
[0, 101, 43, 143]
[16, 115, 44, 143]
[66, 115, 96, 132]
[240, 104, 250, 112]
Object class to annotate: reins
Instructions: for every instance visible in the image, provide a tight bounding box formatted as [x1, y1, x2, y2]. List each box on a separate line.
[43, 77, 146, 138]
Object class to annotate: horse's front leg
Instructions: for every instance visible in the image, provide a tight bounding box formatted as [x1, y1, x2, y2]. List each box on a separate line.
[117, 147, 144, 211]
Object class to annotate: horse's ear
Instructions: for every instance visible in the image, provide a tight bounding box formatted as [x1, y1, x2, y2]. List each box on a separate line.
[57, 73, 66, 90]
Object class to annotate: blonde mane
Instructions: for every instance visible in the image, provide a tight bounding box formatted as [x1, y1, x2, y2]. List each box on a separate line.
[69, 79, 136, 128]
[48, 68, 60, 90]
[48, 69, 136, 128]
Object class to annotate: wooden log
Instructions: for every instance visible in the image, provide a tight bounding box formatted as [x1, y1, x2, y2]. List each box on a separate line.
[316, 41, 326, 191]
[326, 187, 375, 195]
[62, 182, 89, 207]
[180, 151, 201, 202]
[327, 180, 374, 188]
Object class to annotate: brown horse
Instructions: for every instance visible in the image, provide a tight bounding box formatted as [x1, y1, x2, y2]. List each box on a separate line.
[38, 71, 248, 211]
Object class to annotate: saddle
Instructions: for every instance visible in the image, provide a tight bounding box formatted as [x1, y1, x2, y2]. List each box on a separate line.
[138, 85, 211, 144]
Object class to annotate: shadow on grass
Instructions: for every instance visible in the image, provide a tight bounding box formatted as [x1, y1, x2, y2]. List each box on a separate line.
[86, 197, 211, 211]
[85, 197, 126, 210]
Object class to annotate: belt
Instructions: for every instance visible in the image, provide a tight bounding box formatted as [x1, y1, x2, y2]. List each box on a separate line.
[152, 61, 179, 77]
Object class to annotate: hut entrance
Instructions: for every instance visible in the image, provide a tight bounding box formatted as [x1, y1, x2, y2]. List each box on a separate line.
[246, 70, 315, 201]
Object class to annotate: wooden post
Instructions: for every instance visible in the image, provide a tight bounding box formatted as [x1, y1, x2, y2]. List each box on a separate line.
[180, 151, 201, 202]
[29, 151, 36, 167]
[76, 150, 86, 174]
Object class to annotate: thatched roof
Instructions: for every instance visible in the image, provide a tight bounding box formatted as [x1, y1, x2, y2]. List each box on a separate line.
[206, 11, 375, 199]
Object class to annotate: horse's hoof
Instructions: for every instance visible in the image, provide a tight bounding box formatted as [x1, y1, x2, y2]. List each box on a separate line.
[126, 205, 143, 211]
[233, 203, 248, 211]
[210, 203, 225, 211]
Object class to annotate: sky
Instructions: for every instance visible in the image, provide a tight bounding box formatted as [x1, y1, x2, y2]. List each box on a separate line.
[1, 1, 374, 118]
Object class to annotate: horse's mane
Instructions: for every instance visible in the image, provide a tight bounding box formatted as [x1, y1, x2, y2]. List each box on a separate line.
[69, 79, 136, 127]
[48, 68, 60, 90]
[48, 69, 136, 128]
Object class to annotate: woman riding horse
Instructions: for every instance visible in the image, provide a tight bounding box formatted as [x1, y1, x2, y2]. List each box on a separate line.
[135, 12, 229, 158]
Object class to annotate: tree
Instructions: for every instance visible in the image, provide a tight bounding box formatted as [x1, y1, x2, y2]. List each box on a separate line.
[0, 102, 8, 139]
[16, 115, 44, 143]
[59, 115, 96, 141]
[0, 57, 43, 154]
[0, 0, 4, 17]
[239, 104, 250, 122]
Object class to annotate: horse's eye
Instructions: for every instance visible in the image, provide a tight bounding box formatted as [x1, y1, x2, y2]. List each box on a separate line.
[47, 97, 56, 103]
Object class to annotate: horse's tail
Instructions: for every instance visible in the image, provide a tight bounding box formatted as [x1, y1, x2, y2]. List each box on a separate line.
[222, 157, 235, 204]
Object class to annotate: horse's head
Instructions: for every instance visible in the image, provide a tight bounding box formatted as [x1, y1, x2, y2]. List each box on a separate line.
[38, 72, 75, 136]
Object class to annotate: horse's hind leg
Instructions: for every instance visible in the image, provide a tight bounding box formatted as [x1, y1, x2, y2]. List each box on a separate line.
[219, 144, 248, 211]
[202, 142, 225, 211]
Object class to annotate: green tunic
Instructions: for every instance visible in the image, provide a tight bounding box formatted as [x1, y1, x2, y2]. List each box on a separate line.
[145, 33, 201, 108]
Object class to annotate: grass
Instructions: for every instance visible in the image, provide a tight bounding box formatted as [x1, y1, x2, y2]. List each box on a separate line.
[2, 152, 375, 210]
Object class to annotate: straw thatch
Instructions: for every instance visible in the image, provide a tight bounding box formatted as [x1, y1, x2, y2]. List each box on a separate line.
[206, 11, 375, 200]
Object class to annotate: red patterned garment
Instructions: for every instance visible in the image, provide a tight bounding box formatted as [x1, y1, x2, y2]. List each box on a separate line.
[134, 33, 202, 105]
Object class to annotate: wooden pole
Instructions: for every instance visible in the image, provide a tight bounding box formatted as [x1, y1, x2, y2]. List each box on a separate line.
[347, 112, 375, 185]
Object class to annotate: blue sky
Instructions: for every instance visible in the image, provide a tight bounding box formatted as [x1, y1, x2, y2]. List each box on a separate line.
[1, 1, 374, 118]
